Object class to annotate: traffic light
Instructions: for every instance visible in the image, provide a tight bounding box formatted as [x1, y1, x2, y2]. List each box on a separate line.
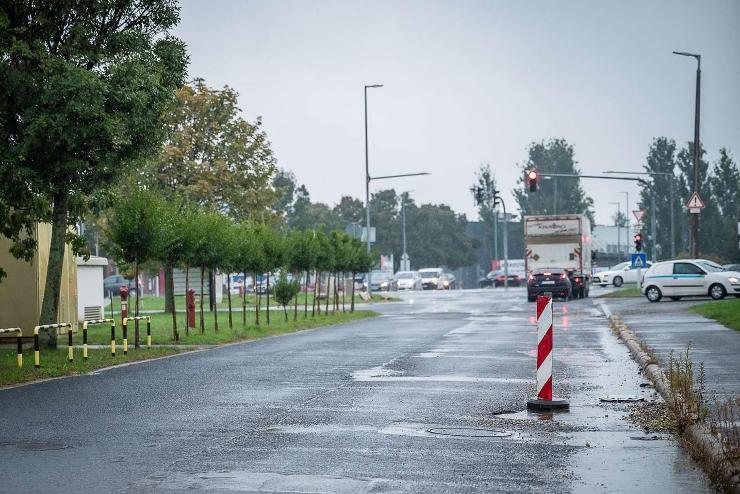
[527, 170, 538, 192]
[634, 232, 643, 252]
[493, 189, 501, 207]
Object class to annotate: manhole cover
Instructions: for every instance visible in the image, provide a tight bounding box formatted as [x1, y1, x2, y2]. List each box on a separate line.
[600, 396, 645, 403]
[426, 427, 512, 438]
[16, 441, 68, 451]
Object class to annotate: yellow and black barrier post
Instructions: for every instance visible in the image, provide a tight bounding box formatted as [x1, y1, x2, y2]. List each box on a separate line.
[0, 327, 23, 368]
[81, 319, 116, 360]
[33, 323, 72, 368]
[122, 316, 152, 354]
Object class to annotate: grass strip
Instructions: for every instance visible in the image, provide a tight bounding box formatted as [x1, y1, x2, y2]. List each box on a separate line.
[689, 298, 740, 331]
[1, 310, 378, 387]
[597, 286, 642, 298]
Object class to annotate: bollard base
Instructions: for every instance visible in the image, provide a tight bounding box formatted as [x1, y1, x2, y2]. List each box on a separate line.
[526, 397, 570, 411]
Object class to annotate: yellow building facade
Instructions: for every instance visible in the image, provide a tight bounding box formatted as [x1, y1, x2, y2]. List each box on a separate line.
[0, 224, 77, 337]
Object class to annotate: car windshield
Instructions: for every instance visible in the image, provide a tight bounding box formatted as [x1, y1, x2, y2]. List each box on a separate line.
[696, 260, 725, 273]
[419, 271, 440, 279]
[610, 262, 629, 270]
[396, 272, 414, 279]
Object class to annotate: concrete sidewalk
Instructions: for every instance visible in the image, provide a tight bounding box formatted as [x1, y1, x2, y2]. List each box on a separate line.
[599, 297, 740, 403]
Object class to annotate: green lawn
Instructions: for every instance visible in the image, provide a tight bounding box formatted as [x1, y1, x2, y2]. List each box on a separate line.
[76, 309, 378, 346]
[105, 292, 395, 315]
[1, 309, 378, 387]
[689, 298, 740, 331]
[597, 286, 643, 298]
[0, 347, 184, 387]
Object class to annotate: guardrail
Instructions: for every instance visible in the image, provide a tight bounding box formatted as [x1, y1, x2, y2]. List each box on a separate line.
[34, 323, 73, 368]
[81, 319, 116, 360]
[0, 327, 23, 368]
[122, 316, 151, 354]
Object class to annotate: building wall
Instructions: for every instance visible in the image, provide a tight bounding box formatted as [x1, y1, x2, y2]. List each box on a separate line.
[0, 224, 77, 337]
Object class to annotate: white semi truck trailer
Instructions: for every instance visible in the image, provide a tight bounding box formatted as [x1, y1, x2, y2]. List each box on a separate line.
[524, 214, 592, 279]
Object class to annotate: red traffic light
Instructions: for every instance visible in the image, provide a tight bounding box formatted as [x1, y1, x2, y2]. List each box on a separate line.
[528, 170, 538, 180]
[633, 233, 642, 242]
[527, 170, 538, 192]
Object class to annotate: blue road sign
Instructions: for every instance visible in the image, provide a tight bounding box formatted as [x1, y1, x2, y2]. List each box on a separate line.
[631, 252, 647, 269]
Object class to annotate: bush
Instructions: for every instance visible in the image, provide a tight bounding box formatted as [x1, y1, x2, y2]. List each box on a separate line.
[273, 272, 300, 321]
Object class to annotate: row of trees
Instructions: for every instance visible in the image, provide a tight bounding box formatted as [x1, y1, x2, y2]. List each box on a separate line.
[272, 171, 478, 270]
[103, 190, 374, 347]
[639, 138, 739, 262]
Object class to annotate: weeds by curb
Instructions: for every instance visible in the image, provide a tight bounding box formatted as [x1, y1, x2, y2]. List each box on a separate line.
[598, 302, 740, 493]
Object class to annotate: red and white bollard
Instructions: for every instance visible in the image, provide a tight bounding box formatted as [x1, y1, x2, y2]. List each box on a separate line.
[527, 295, 569, 411]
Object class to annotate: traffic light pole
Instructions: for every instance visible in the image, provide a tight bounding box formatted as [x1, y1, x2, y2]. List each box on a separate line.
[650, 195, 658, 262]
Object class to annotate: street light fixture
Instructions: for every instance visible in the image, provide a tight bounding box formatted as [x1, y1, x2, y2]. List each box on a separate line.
[363, 84, 429, 294]
[605, 170, 676, 258]
[672, 50, 702, 258]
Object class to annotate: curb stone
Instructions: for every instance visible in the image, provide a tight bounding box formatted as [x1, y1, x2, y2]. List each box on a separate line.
[595, 300, 740, 493]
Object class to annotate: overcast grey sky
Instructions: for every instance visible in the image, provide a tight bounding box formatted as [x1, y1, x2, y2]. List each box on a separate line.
[175, 0, 740, 225]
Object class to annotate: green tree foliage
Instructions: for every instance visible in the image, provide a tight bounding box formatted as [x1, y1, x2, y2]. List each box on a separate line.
[708, 149, 740, 262]
[232, 222, 266, 325]
[514, 139, 595, 225]
[137, 79, 278, 221]
[255, 224, 285, 325]
[105, 190, 164, 348]
[0, 0, 187, 326]
[273, 272, 299, 322]
[190, 211, 231, 332]
[470, 163, 500, 263]
[612, 211, 629, 228]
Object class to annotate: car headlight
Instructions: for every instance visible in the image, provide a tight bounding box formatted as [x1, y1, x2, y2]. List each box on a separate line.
[443, 281, 449, 287]
[729, 276, 739, 283]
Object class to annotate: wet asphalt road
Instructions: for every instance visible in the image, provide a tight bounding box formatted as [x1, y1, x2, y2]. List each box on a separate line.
[0, 289, 710, 493]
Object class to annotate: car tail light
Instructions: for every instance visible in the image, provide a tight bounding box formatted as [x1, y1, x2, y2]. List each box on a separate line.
[560, 273, 567, 279]
[496, 275, 506, 281]
[528, 274, 534, 281]
[575, 277, 581, 282]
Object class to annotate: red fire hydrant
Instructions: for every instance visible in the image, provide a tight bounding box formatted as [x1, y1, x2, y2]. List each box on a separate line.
[186, 289, 196, 329]
[120, 286, 129, 324]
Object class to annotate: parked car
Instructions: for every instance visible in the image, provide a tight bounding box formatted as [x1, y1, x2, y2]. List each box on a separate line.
[641, 259, 740, 302]
[723, 263, 740, 272]
[527, 267, 572, 302]
[439, 272, 456, 290]
[565, 268, 589, 299]
[365, 270, 394, 291]
[394, 271, 422, 290]
[479, 270, 521, 288]
[592, 261, 652, 287]
[103, 274, 139, 296]
[419, 268, 444, 290]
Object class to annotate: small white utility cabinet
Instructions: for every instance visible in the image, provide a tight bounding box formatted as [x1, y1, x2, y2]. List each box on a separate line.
[76, 256, 108, 322]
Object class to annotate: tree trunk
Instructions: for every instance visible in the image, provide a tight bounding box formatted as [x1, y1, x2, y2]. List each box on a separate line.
[242, 271, 247, 326]
[342, 272, 346, 313]
[134, 259, 140, 348]
[266, 272, 271, 325]
[313, 271, 319, 317]
[185, 263, 190, 336]
[200, 266, 205, 333]
[227, 274, 233, 328]
[164, 263, 175, 313]
[39, 191, 70, 348]
[255, 273, 260, 325]
[213, 273, 219, 332]
[169, 261, 178, 341]
[208, 268, 215, 312]
[283, 305, 288, 322]
[304, 270, 309, 319]
[351, 272, 356, 312]
[325, 272, 330, 315]
[335, 272, 340, 313]
[293, 271, 299, 321]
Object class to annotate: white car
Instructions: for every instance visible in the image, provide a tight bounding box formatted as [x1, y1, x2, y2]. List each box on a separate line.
[394, 271, 422, 290]
[593, 261, 652, 287]
[641, 259, 740, 302]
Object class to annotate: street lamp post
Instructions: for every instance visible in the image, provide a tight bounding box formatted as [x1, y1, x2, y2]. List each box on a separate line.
[673, 51, 701, 258]
[363, 84, 429, 294]
[609, 201, 621, 261]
